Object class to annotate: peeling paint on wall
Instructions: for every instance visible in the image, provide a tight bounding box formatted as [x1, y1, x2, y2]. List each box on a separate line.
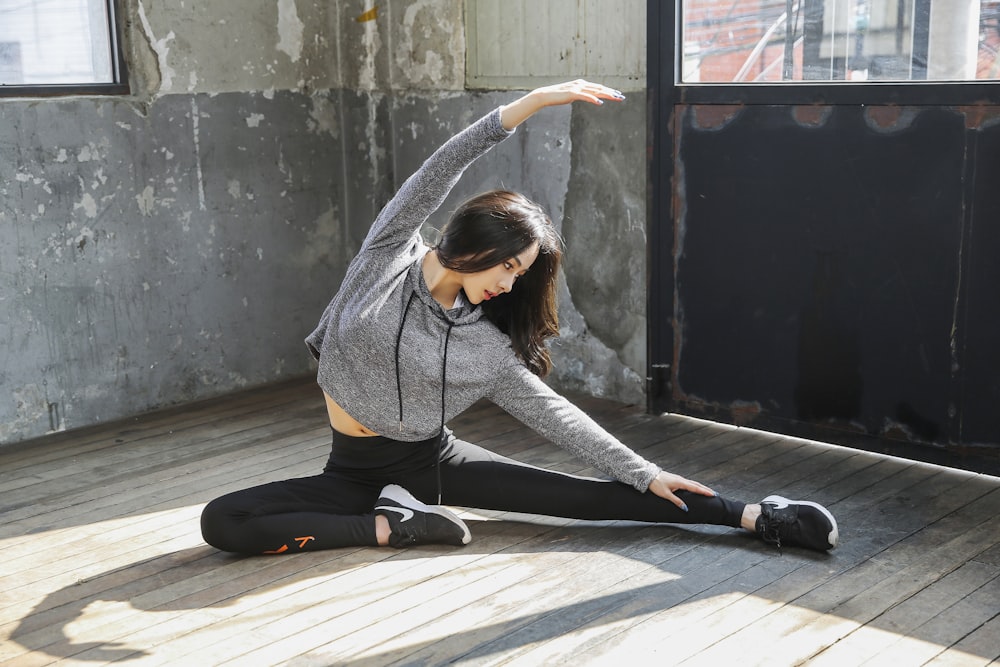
[190, 98, 207, 211]
[357, 23, 380, 91]
[136, 186, 156, 216]
[307, 94, 340, 138]
[2, 385, 51, 441]
[136, 0, 175, 94]
[74, 194, 98, 219]
[294, 206, 344, 270]
[395, 1, 464, 89]
[277, 0, 305, 63]
[124, 0, 337, 97]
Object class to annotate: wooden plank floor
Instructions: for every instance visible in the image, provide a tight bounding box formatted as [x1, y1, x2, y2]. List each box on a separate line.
[2, 377, 998, 666]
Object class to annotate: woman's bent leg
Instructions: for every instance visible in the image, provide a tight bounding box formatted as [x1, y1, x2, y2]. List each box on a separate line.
[201, 475, 380, 554]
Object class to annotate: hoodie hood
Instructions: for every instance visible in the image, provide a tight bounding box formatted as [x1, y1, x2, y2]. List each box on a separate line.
[408, 248, 486, 327]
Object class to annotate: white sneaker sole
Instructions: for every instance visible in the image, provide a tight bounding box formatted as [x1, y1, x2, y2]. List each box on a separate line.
[762, 495, 839, 549]
[378, 484, 472, 545]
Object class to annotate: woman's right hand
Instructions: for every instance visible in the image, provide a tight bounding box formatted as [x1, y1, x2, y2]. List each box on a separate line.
[647, 470, 717, 512]
[499, 79, 625, 131]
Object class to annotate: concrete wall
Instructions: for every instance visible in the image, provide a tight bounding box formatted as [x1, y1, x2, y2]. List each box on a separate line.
[0, 0, 648, 446]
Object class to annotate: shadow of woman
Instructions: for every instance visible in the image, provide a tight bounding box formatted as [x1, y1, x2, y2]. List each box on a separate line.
[10, 519, 786, 663]
[8, 542, 392, 662]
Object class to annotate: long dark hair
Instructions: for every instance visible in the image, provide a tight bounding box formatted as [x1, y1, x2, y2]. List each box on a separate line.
[435, 190, 562, 377]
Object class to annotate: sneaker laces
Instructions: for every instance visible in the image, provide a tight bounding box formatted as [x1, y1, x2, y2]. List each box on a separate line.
[392, 526, 420, 546]
[759, 512, 789, 553]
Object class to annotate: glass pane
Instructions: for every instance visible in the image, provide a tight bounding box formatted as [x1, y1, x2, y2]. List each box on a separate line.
[682, 0, 1000, 83]
[0, 0, 114, 86]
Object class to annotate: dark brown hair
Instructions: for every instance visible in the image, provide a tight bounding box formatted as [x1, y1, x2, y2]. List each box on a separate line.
[435, 190, 562, 376]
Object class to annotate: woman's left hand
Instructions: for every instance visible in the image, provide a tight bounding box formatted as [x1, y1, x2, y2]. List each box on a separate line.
[500, 79, 625, 130]
[524, 79, 625, 109]
[647, 470, 717, 512]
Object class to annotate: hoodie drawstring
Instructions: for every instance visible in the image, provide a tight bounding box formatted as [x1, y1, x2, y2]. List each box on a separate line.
[395, 292, 415, 433]
[437, 323, 453, 504]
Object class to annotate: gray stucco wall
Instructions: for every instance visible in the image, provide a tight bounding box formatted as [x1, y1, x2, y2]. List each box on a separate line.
[1, 91, 343, 441]
[1, 0, 647, 446]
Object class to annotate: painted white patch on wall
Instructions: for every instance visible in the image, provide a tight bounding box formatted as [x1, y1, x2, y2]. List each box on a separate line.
[75, 193, 98, 219]
[228, 180, 241, 199]
[294, 205, 342, 270]
[396, 1, 460, 86]
[307, 95, 339, 138]
[137, 0, 177, 93]
[137, 186, 156, 216]
[3, 385, 49, 440]
[190, 98, 207, 212]
[277, 0, 305, 63]
[246, 113, 265, 128]
[358, 6, 382, 91]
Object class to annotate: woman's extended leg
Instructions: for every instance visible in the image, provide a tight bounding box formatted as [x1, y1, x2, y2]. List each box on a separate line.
[421, 436, 838, 551]
[400, 435, 746, 528]
[398, 436, 836, 551]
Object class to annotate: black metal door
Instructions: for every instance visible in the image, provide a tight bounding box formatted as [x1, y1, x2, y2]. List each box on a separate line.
[647, 2, 1000, 474]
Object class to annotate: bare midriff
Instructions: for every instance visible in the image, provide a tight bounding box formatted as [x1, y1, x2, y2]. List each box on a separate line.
[323, 392, 380, 437]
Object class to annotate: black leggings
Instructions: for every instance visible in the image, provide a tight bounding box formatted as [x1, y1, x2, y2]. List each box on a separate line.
[201, 428, 746, 554]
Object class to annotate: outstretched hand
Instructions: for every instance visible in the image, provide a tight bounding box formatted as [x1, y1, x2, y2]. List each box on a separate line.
[528, 79, 625, 108]
[648, 470, 717, 512]
[500, 79, 625, 130]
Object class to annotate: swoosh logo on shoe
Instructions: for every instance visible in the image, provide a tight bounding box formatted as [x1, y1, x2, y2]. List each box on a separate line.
[767, 498, 790, 510]
[375, 505, 414, 522]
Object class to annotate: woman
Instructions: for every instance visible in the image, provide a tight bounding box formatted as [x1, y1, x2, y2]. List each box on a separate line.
[201, 80, 838, 555]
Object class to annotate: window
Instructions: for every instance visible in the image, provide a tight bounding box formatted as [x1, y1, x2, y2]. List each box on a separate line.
[682, 0, 1000, 83]
[0, 0, 127, 95]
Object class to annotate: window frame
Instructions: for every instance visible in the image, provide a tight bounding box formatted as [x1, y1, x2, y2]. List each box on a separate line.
[671, 0, 1000, 106]
[0, 0, 130, 98]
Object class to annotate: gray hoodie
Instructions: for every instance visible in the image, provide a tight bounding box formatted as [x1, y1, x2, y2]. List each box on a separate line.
[305, 107, 661, 492]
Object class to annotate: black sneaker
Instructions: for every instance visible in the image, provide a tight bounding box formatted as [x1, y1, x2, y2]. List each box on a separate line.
[756, 495, 839, 552]
[374, 484, 471, 548]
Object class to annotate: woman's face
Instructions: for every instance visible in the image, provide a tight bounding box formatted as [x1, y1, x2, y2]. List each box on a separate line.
[462, 242, 540, 305]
